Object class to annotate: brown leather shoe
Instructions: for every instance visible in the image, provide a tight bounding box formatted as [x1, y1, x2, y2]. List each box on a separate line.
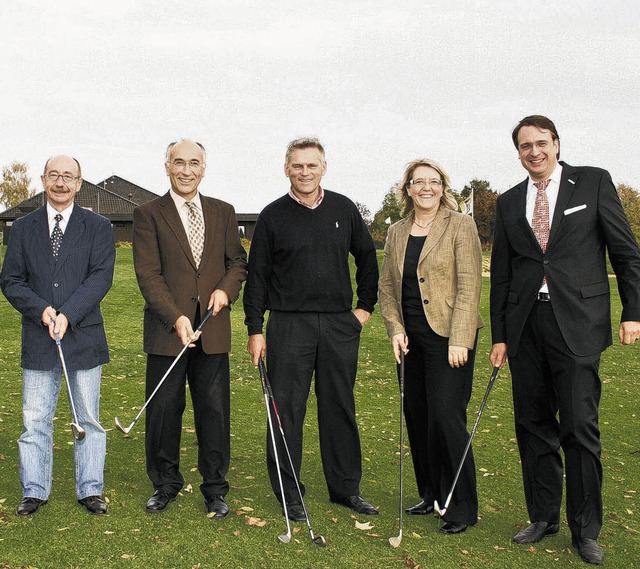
[16, 497, 47, 516]
[78, 495, 108, 515]
[512, 521, 560, 544]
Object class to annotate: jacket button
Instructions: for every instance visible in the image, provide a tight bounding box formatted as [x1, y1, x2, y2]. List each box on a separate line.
[543, 260, 549, 265]
[191, 297, 197, 302]
[53, 283, 59, 288]
[197, 273, 201, 278]
[419, 277, 425, 283]
[423, 299, 429, 304]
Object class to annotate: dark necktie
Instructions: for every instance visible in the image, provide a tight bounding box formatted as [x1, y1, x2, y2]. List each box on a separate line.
[51, 214, 63, 258]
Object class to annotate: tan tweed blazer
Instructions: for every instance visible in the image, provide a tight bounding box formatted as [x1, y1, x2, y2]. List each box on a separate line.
[379, 206, 483, 349]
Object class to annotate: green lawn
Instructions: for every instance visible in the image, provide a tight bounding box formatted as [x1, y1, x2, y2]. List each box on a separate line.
[0, 249, 638, 568]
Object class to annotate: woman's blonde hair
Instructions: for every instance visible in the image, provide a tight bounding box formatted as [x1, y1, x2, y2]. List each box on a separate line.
[396, 158, 459, 216]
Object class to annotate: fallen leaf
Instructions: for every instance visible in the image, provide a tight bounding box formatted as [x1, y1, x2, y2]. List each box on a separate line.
[121, 554, 133, 559]
[293, 527, 301, 533]
[104, 531, 115, 535]
[330, 517, 338, 524]
[411, 532, 422, 538]
[239, 506, 254, 512]
[233, 529, 241, 536]
[185, 484, 193, 493]
[246, 516, 267, 527]
[355, 521, 373, 530]
[57, 527, 70, 531]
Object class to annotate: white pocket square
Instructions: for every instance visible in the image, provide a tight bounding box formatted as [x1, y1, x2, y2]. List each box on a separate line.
[564, 204, 587, 215]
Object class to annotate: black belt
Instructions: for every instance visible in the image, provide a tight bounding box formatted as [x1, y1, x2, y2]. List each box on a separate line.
[536, 292, 551, 302]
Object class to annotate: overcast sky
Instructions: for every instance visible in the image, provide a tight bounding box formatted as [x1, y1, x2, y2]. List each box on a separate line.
[1, 0, 639, 214]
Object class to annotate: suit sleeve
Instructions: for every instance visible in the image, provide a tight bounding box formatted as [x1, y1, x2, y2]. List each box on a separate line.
[597, 170, 640, 321]
[490, 197, 512, 345]
[132, 205, 184, 326]
[449, 215, 483, 348]
[378, 224, 405, 338]
[213, 205, 247, 303]
[0, 218, 50, 322]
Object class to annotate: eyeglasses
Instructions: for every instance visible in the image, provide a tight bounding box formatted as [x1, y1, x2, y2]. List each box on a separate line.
[170, 159, 204, 170]
[45, 172, 81, 183]
[408, 179, 444, 189]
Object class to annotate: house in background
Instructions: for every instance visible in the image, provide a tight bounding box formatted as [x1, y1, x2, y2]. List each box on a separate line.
[0, 175, 258, 244]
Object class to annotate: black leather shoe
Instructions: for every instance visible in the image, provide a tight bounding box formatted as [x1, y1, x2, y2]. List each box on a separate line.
[512, 521, 560, 544]
[439, 521, 468, 534]
[78, 495, 108, 515]
[330, 495, 379, 515]
[283, 499, 306, 521]
[405, 500, 434, 515]
[145, 490, 176, 513]
[572, 537, 604, 565]
[205, 495, 229, 519]
[16, 497, 47, 516]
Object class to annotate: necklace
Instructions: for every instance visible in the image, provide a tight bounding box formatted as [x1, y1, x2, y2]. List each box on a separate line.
[413, 217, 435, 229]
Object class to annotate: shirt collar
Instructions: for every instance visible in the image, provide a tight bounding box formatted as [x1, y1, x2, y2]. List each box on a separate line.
[47, 202, 74, 223]
[170, 189, 202, 210]
[528, 162, 563, 190]
[288, 186, 324, 209]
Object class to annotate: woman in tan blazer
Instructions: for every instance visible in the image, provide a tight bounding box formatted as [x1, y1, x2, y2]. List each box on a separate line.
[379, 159, 483, 534]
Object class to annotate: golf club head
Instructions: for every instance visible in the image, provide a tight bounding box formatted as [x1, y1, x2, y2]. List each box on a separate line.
[71, 423, 86, 440]
[312, 535, 326, 547]
[433, 500, 446, 517]
[114, 416, 132, 434]
[277, 534, 291, 544]
[389, 532, 402, 548]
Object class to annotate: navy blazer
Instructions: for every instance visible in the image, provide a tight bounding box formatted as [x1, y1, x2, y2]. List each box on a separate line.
[0, 204, 115, 371]
[490, 162, 640, 357]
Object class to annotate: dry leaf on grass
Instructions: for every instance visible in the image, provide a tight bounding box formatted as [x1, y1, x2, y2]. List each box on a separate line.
[245, 516, 267, 527]
[355, 520, 373, 530]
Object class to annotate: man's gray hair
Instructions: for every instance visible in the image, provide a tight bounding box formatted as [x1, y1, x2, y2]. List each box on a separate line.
[165, 139, 207, 165]
[285, 137, 326, 165]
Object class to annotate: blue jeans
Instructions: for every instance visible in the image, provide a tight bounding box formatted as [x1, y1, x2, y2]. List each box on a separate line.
[20, 364, 106, 500]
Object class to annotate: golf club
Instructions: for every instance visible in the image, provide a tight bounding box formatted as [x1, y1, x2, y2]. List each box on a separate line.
[54, 333, 86, 441]
[257, 358, 291, 544]
[434, 366, 500, 518]
[389, 351, 405, 548]
[115, 308, 213, 434]
[259, 358, 326, 547]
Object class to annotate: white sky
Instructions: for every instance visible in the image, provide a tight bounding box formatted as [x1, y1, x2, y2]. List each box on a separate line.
[1, 0, 639, 214]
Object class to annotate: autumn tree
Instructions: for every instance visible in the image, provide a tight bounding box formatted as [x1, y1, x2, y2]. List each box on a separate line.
[369, 186, 403, 247]
[460, 179, 497, 249]
[0, 162, 36, 209]
[355, 201, 372, 228]
[617, 183, 640, 243]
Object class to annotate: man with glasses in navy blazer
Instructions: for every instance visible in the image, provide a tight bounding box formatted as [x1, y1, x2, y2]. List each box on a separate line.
[1, 155, 115, 517]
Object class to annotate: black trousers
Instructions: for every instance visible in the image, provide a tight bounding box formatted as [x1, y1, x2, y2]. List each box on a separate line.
[265, 311, 363, 503]
[145, 342, 230, 500]
[509, 300, 602, 539]
[403, 314, 478, 525]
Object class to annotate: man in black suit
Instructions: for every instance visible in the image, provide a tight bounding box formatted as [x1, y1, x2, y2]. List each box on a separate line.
[490, 115, 640, 565]
[1, 155, 115, 516]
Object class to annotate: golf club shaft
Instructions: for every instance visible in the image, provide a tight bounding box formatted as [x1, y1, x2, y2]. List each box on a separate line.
[258, 359, 292, 542]
[260, 358, 324, 545]
[119, 308, 214, 431]
[55, 334, 82, 430]
[390, 351, 405, 546]
[440, 366, 499, 513]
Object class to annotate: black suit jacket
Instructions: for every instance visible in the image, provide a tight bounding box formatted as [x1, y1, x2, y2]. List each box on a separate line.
[132, 192, 247, 356]
[0, 204, 115, 370]
[490, 162, 640, 357]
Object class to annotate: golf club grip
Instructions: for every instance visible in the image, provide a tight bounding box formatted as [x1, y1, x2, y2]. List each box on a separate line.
[196, 307, 214, 331]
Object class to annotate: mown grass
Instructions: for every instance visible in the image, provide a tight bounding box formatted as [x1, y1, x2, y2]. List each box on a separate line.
[0, 249, 638, 568]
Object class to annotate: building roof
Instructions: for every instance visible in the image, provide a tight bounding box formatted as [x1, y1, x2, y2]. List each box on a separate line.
[96, 175, 159, 205]
[0, 180, 139, 221]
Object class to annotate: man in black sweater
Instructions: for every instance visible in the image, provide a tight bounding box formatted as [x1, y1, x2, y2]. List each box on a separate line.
[244, 137, 379, 520]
